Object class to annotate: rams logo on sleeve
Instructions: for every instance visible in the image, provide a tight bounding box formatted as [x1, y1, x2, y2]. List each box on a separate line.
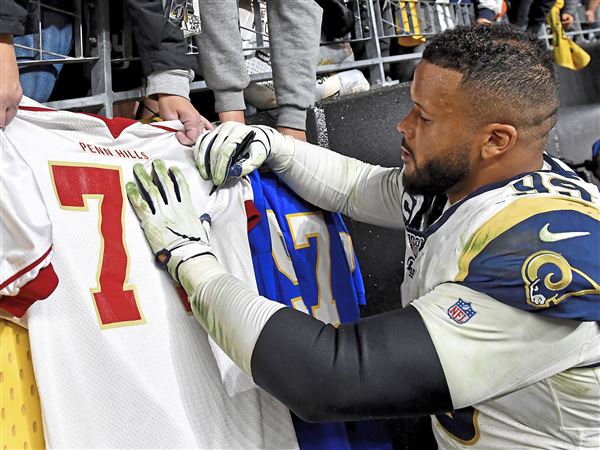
[523, 250, 600, 308]
[456, 196, 599, 321]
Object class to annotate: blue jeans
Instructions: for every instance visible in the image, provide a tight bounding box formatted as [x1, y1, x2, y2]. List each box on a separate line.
[14, 9, 73, 102]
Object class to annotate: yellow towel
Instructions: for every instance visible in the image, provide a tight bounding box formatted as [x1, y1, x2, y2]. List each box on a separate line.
[395, 0, 427, 47]
[547, 0, 591, 70]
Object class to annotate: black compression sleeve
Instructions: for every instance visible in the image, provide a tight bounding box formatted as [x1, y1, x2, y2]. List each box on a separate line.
[251, 306, 452, 422]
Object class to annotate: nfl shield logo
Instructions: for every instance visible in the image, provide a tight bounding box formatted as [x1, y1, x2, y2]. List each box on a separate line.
[447, 299, 476, 324]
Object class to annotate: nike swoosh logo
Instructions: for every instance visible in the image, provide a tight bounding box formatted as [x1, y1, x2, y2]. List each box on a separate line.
[539, 223, 590, 242]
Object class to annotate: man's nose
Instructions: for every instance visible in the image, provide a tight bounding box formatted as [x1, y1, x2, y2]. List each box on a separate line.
[397, 114, 414, 139]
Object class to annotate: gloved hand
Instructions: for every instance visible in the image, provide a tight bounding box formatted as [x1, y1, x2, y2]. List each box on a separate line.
[126, 160, 216, 285]
[193, 121, 283, 187]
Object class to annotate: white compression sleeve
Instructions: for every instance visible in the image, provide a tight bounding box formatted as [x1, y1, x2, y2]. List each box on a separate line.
[268, 136, 406, 229]
[179, 258, 285, 377]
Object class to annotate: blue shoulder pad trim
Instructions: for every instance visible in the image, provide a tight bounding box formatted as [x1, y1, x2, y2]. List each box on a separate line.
[457, 200, 600, 321]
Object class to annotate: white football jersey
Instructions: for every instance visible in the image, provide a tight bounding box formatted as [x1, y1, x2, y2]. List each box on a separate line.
[0, 99, 298, 449]
[401, 158, 600, 449]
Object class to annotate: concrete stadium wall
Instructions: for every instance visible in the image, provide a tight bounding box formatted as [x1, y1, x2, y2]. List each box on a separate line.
[547, 41, 600, 164]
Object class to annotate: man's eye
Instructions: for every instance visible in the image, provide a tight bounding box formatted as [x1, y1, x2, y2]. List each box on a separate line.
[419, 115, 431, 122]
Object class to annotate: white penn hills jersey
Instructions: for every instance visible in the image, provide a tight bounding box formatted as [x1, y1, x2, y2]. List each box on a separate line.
[400, 157, 600, 449]
[0, 99, 298, 449]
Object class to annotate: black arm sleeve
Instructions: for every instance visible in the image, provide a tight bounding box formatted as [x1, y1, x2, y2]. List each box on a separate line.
[251, 305, 452, 422]
[125, 0, 197, 76]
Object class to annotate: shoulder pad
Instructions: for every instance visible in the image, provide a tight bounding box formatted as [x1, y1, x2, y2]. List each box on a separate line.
[456, 196, 600, 320]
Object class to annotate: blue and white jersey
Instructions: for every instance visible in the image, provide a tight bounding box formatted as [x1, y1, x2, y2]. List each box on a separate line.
[247, 170, 392, 450]
[248, 170, 366, 324]
[400, 154, 600, 449]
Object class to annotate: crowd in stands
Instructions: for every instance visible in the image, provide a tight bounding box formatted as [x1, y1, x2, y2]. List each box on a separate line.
[1, 0, 599, 132]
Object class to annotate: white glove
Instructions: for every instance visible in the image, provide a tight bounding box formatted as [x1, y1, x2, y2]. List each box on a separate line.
[193, 122, 280, 187]
[126, 160, 215, 284]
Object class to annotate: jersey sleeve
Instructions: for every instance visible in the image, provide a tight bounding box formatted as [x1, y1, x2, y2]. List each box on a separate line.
[455, 196, 600, 321]
[0, 134, 57, 317]
[269, 137, 406, 229]
[411, 282, 600, 409]
[204, 178, 259, 397]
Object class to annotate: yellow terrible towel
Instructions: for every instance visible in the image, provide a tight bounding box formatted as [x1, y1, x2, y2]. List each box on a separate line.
[395, 0, 427, 47]
[547, 0, 591, 70]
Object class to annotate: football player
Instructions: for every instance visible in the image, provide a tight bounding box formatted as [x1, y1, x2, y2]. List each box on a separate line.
[128, 24, 600, 449]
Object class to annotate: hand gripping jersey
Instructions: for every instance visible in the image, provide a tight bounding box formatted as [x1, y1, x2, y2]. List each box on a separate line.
[400, 155, 600, 449]
[247, 170, 392, 450]
[0, 99, 298, 449]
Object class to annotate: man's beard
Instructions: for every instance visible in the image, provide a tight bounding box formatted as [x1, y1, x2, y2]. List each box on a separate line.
[402, 145, 470, 196]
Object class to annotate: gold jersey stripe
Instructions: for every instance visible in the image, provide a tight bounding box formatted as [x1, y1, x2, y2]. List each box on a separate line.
[456, 196, 599, 282]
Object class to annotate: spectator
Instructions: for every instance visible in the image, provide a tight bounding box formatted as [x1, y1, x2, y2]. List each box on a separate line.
[196, 0, 322, 141]
[547, 0, 590, 69]
[126, 0, 213, 144]
[1, 0, 212, 143]
[0, 0, 72, 127]
[12, 1, 74, 103]
[317, 0, 355, 40]
[0, 34, 20, 128]
[560, 0, 578, 28]
[507, 0, 555, 31]
[586, 0, 600, 22]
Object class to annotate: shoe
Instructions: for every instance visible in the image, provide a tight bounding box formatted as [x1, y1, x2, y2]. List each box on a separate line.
[316, 69, 370, 101]
[338, 69, 370, 95]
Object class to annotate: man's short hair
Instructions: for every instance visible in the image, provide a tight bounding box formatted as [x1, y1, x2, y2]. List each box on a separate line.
[422, 24, 559, 136]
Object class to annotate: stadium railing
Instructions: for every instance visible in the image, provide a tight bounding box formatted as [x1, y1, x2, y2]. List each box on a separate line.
[14, 0, 600, 117]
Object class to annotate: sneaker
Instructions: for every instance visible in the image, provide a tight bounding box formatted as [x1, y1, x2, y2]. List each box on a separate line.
[316, 69, 370, 101]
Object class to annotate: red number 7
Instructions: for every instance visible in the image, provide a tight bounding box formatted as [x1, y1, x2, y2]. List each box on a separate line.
[50, 163, 144, 328]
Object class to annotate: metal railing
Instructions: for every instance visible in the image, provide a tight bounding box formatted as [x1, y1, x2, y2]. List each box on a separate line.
[15, 0, 600, 116]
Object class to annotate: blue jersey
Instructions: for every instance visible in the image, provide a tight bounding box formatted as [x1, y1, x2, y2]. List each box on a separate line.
[247, 170, 392, 450]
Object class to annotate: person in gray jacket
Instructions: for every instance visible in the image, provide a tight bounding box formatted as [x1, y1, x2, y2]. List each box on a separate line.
[125, 0, 213, 144]
[558, 0, 579, 29]
[197, 0, 323, 141]
[1, 0, 211, 143]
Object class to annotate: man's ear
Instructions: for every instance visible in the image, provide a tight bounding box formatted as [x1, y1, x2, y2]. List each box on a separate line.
[478, 123, 518, 160]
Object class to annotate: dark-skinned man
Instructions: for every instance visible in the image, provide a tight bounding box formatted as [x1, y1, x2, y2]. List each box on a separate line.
[127, 24, 600, 449]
